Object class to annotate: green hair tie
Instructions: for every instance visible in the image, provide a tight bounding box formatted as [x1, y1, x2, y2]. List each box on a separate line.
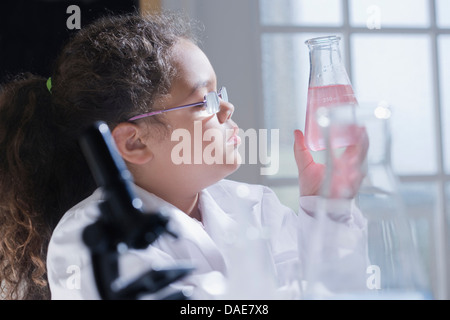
[46, 77, 52, 93]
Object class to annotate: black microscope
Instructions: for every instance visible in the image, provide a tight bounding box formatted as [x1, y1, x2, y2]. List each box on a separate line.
[79, 121, 193, 300]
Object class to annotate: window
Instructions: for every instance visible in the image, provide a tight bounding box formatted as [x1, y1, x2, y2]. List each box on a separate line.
[259, 0, 449, 299]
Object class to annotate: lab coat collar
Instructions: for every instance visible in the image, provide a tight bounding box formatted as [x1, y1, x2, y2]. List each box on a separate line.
[198, 187, 239, 249]
[203, 180, 264, 229]
[199, 182, 268, 274]
[131, 184, 228, 274]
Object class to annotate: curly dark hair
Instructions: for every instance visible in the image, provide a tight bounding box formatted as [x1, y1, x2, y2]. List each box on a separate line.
[0, 12, 196, 300]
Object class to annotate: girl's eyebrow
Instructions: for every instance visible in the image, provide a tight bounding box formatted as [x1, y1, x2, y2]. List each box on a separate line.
[189, 79, 213, 96]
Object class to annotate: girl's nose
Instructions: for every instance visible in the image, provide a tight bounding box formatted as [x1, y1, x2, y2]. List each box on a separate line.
[216, 100, 235, 124]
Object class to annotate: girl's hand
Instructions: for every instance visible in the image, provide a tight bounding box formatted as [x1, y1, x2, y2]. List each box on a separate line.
[293, 128, 369, 198]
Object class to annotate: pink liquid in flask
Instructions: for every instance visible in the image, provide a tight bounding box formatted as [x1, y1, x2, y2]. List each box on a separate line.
[305, 84, 359, 151]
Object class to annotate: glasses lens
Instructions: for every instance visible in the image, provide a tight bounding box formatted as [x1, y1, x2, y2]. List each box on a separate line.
[219, 87, 228, 103]
[205, 92, 220, 114]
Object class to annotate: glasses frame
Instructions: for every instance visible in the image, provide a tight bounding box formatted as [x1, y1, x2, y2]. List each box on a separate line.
[128, 87, 228, 121]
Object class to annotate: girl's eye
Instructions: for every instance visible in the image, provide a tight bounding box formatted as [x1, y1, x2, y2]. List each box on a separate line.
[196, 103, 207, 110]
[195, 104, 212, 117]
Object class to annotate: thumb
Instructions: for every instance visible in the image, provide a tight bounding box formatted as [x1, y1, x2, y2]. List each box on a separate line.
[294, 130, 314, 173]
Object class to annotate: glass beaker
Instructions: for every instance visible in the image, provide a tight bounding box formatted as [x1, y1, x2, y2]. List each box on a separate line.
[301, 103, 430, 299]
[304, 35, 359, 152]
[353, 104, 430, 298]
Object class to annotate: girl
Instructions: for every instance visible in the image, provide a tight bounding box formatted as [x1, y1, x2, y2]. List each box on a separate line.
[0, 12, 367, 300]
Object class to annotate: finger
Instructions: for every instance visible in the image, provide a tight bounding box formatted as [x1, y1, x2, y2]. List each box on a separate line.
[293, 130, 315, 173]
[341, 126, 369, 161]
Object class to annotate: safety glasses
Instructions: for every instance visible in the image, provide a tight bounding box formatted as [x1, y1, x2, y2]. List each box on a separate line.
[128, 87, 228, 121]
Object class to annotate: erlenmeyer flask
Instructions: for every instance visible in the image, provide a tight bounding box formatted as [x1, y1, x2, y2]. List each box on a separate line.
[304, 35, 359, 152]
[301, 103, 431, 299]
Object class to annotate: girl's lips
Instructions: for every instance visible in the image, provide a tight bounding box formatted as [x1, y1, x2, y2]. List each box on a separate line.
[227, 126, 241, 145]
[228, 134, 241, 145]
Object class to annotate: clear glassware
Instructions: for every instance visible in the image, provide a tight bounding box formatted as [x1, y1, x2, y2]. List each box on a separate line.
[304, 35, 359, 152]
[353, 103, 430, 298]
[301, 103, 431, 299]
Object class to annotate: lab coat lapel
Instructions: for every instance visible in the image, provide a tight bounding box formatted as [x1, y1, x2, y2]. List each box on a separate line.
[199, 184, 264, 269]
[203, 182, 264, 230]
[134, 185, 228, 274]
[199, 188, 240, 248]
[164, 205, 228, 274]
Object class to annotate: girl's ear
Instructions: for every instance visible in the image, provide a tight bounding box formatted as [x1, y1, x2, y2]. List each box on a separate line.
[112, 122, 154, 165]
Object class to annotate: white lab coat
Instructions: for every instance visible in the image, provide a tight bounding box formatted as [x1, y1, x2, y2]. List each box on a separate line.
[47, 179, 367, 300]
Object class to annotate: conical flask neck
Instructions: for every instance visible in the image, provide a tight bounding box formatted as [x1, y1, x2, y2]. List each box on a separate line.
[306, 36, 349, 87]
